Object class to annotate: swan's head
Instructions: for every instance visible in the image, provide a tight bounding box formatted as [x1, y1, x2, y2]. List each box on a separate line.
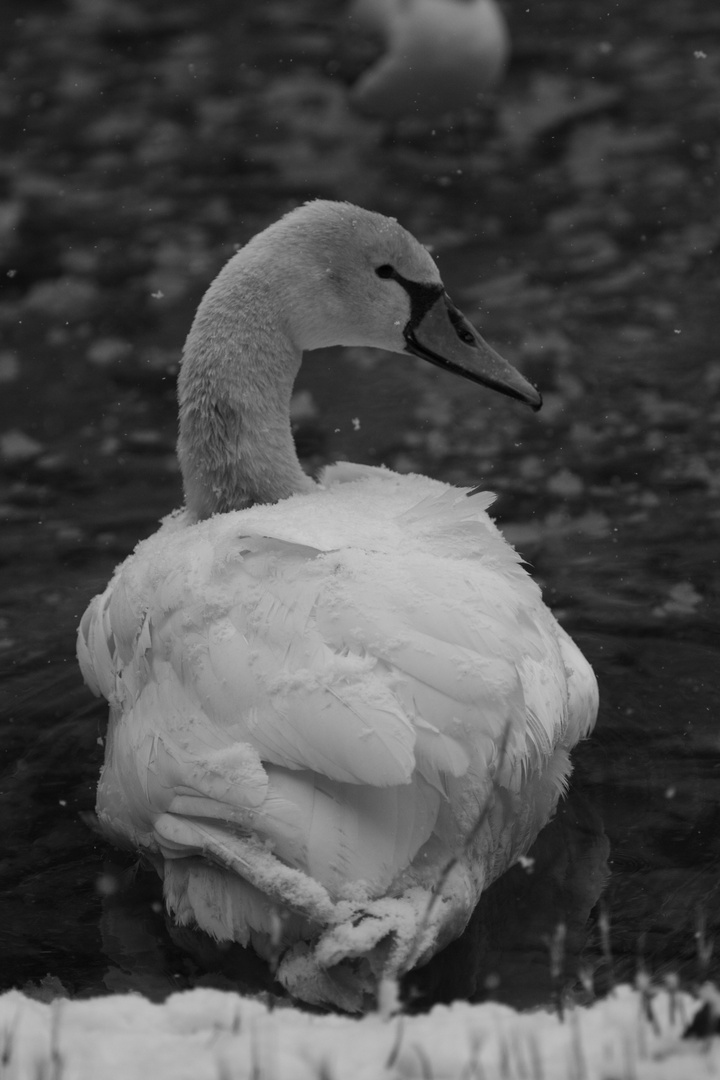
[255, 200, 540, 410]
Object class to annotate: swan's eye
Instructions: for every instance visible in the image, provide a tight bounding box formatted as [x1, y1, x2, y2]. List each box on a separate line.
[375, 264, 394, 279]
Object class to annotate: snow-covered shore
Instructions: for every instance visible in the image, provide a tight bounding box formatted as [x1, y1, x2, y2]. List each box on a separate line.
[0, 983, 715, 1080]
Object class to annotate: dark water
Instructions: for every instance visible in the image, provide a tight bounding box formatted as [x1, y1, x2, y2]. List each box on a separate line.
[1, 0, 719, 1012]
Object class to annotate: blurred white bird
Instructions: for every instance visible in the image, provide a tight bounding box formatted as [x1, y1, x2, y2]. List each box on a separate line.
[78, 201, 597, 1010]
[350, 0, 510, 119]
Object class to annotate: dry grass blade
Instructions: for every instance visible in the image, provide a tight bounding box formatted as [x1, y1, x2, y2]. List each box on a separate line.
[385, 1016, 405, 1069]
[545, 922, 567, 1020]
[696, 908, 714, 983]
[597, 903, 615, 993]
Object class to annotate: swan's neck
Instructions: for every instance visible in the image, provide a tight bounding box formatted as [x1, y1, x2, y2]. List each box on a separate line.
[177, 257, 316, 521]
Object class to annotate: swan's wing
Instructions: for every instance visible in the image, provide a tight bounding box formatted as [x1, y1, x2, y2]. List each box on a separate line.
[79, 527, 445, 899]
[78, 490, 596, 925]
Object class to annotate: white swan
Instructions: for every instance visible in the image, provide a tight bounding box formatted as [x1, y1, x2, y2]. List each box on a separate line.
[350, 0, 510, 120]
[78, 201, 598, 1011]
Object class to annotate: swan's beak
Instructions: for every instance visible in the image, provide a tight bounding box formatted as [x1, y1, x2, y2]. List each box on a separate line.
[404, 292, 542, 411]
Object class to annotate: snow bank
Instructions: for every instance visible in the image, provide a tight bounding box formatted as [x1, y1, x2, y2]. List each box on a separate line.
[0, 984, 714, 1080]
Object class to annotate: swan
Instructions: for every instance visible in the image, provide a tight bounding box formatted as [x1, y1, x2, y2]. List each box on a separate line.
[350, 0, 510, 120]
[77, 200, 598, 1011]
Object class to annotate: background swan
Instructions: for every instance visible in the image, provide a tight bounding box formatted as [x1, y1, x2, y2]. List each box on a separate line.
[350, 0, 510, 120]
[77, 200, 598, 1011]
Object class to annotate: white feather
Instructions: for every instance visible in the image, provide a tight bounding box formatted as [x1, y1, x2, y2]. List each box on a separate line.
[78, 202, 598, 1010]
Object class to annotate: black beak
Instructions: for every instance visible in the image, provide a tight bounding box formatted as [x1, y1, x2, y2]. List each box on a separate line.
[404, 292, 542, 411]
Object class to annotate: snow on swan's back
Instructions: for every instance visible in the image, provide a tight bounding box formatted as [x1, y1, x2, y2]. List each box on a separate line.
[77, 201, 598, 1011]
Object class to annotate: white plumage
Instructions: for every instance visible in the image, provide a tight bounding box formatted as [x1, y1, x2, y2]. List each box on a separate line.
[78, 201, 597, 1010]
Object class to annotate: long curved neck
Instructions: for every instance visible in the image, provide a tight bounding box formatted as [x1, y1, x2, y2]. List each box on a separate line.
[177, 255, 316, 521]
